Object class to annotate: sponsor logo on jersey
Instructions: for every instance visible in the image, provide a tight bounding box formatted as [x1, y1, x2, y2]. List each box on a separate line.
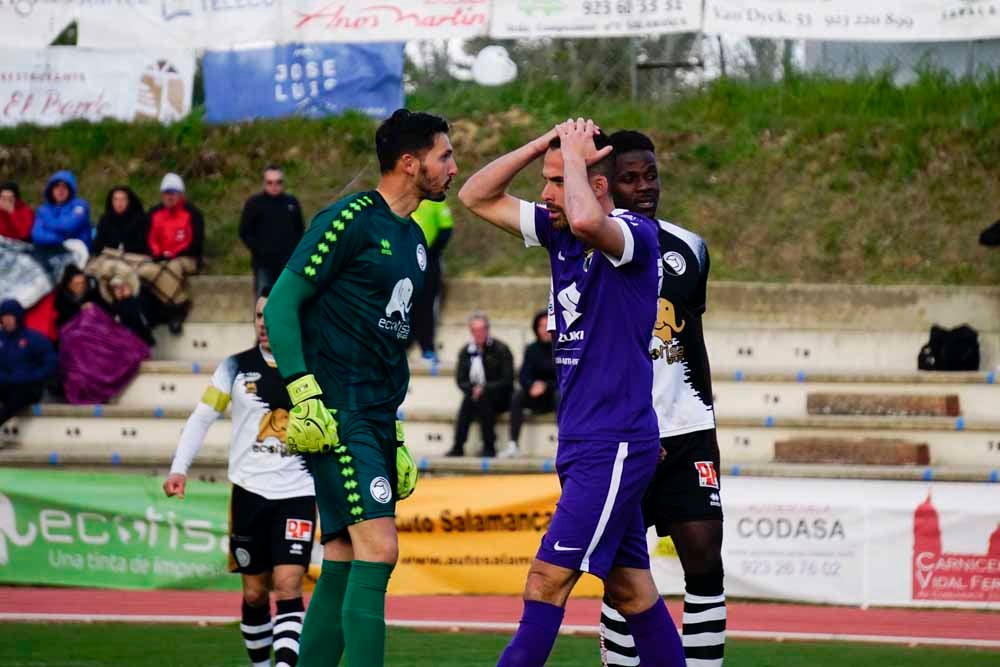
[380, 277, 414, 340]
[662, 251, 687, 276]
[416, 244, 427, 271]
[557, 330, 584, 344]
[285, 518, 313, 542]
[694, 461, 719, 489]
[557, 282, 582, 328]
[370, 477, 392, 504]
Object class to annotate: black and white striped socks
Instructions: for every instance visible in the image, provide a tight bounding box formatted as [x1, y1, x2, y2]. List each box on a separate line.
[600, 585, 726, 667]
[241, 600, 273, 667]
[274, 597, 305, 667]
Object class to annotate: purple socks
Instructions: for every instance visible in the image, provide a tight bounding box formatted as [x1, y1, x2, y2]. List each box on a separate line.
[497, 600, 565, 667]
[624, 597, 686, 667]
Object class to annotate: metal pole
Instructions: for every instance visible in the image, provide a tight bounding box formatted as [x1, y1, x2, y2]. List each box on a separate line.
[630, 38, 639, 103]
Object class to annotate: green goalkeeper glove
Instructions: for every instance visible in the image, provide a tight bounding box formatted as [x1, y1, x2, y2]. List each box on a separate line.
[285, 374, 338, 454]
[395, 420, 418, 500]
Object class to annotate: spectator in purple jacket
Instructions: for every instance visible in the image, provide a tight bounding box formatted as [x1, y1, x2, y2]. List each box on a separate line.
[32, 170, 92, 249]
[1, 299, 57, 427]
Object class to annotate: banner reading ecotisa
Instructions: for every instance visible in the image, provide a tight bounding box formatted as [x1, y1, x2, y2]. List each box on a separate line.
[0, 469, 237, 590]
[202, 42, 404, 123]
[703, 0, 1000, 42]
[0, 47, 195, 127]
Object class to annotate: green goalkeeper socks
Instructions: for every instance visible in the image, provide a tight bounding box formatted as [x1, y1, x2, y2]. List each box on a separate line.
[298, 559, 350, 666]
[342, 560, 394, 667]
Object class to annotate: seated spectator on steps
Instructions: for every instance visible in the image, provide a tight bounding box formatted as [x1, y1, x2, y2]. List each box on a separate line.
[93, 186, 150, 256]
[0, 299, 57, 427]
[144, 173, 203, 334]
[446, 312, 514, 458]
[499, 309, 558, 459]
[54, 265, 100, 329]
[32, 170, 91, 249]
[0, 181, 34, 242]
[105, 273, 156, 347]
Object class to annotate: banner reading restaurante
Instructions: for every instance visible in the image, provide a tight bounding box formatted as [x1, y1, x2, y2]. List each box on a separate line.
[0, 48, 195, 127]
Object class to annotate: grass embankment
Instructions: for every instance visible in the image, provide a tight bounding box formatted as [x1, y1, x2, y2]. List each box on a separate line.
[2, 623, 996, 666]
[2, 71, 999, 284]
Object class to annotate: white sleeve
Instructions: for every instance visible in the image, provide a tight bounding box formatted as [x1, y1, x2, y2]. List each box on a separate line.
[603, 216, 636, 267]
[168, 357, 234, 476]
[519, 200, 541, 248]
[169, 402, 222, 475]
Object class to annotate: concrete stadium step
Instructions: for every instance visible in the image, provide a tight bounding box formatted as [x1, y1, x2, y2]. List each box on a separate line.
[3, 410, 998, 469]
[114, 364, 999, 421]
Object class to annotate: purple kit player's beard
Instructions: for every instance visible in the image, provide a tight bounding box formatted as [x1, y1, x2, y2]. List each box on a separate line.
[546, 205, 569, 230]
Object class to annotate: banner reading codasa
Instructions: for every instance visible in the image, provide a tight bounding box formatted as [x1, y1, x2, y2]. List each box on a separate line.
[203, 42, 404, 123]
[0, 48, 195, 127]
[0, 469, 237, 590]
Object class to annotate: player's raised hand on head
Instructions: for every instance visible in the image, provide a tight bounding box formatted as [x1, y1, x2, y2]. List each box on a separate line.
[556, 118, 612, 166]
[163, 473, 186, 499]
[531, 126, 560, 154]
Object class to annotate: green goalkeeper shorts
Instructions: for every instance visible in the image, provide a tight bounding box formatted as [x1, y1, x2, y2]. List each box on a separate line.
[307, 409, 400, 541]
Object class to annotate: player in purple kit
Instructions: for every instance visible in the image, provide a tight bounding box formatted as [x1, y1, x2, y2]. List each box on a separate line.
[459, 118, 685, 667]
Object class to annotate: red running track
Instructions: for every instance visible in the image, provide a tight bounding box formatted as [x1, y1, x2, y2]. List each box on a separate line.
[1, 587, 998, 647]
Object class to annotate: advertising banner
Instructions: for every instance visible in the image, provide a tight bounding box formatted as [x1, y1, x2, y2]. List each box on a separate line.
[78, 0, 489, 49]
[490, 0, 702, 38]
[0, 47, 195, 127]
[0, 0, 76, 48]
[703, 0, 1000, 42]
[0, 469, 237, 590]
[203, 42, 404, 123]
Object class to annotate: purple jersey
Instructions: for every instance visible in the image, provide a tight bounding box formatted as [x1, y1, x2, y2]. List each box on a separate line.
[519, 201, 659, 442]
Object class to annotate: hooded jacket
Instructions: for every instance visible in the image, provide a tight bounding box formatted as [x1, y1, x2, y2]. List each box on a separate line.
[0, 299, 58, 386]
[0, 181, 35, 242]
[32, 171, 92, 249]
[147, 196, 204, 261]
[93, 187, 150, 255]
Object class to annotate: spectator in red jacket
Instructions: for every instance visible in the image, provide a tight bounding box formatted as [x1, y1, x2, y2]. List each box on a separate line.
[144, 173, 203, 334]
[0, 181, 34, 242]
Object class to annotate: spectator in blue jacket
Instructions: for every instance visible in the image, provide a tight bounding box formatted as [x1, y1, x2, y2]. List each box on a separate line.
[0, 299, 57, 427]
[32, 170, 91, 249]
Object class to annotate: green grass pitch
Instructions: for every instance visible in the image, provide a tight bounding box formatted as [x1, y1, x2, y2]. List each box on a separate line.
[2, 623, 997, 666]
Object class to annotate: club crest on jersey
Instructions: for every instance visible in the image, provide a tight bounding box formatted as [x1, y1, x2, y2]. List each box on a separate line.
[694, 461, 719, 489]
[285, 518, 314, 542]
[370, 476, 392, 504]
[416, 244, 427, 271]
[235, 547, 251, 568]
[662, 251, 687, 276]
[583, 249, 594, 273]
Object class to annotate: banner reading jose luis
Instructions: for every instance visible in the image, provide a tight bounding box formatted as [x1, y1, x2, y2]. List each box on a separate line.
[0, 469, 237, 591]
[203, 41, 404, 123]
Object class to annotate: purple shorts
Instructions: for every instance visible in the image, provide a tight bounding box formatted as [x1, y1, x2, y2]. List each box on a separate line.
[536, 438, 659, 580]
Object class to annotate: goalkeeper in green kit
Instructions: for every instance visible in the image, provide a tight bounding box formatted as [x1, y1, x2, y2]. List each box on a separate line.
[264, 109, 458, 666]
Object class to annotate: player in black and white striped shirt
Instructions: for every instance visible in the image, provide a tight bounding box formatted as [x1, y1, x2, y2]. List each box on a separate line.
[598, 130, 726, 667]
[163, 288, 315, 667]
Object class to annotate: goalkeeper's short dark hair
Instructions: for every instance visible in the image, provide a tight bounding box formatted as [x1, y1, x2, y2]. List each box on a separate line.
[376, 109, 450, 174]
[608, 130, 656, 155]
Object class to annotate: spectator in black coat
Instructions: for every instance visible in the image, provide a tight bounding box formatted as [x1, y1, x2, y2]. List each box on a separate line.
[499, 309, 558, 458]
[54, 265, 100, 329]
[92, 186, 149, 255]
[1, 299, 57, 427]
[239, 164, 305, 297]
[447, 312, 514, 458]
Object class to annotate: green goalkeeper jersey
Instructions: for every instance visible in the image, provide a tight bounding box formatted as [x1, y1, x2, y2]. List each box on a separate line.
[282, 190, 427, 412]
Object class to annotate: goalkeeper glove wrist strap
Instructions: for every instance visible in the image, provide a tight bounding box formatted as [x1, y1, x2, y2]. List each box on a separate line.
[287, 373, 323, 405]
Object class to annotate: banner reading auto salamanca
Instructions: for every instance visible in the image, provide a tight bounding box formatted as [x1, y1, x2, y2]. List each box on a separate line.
[489, 0, 702, 38]
[703, 0, 1000, 42]
[77, 0, 489, 49]
[0, 48, 195, 127]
